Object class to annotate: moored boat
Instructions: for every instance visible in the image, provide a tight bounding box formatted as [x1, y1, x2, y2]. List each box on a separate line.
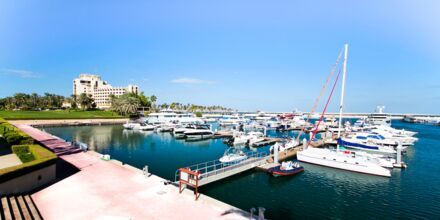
[267, 161, 304, 176]
[219, 148, 248, 164]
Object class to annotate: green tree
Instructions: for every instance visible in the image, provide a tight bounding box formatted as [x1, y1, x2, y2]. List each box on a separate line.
[150, 95, 157, 103]
[138, 92, 151, 107]
[78, 93, 94, 110]
[111, 94, 140, 115]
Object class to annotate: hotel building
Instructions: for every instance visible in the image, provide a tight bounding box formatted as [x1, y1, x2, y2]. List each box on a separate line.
[73, 74, 139, 109]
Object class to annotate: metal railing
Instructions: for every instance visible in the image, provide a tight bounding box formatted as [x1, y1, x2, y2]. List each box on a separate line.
[175, 151, 268, 182]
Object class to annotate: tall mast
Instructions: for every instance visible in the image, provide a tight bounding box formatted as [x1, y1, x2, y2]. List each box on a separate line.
[337, 44, 348, 151]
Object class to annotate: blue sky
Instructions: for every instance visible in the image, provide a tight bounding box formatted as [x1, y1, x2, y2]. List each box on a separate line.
[0, 0, 439, 113]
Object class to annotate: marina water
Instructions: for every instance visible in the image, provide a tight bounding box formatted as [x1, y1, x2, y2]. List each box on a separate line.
[44, 121, 440, 219]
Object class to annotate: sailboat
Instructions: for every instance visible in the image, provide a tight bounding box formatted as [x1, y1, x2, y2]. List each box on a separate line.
[296, 44, 392, 177]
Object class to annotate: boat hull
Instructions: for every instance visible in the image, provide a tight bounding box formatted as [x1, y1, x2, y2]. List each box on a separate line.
[268, 166, 304, 176]
[297, 149, 391, 177]
[186, 134, 213, 141]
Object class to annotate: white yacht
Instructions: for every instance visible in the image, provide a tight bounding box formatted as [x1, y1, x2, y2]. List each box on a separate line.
[218, 115, 247, 126]
[370, 124, 417, 137]
[123, 122, 155, 131]
[173, 124, 197, 139]
[366, 106, 391, 126]
[184, 124, 214, 141]
[296, 44, 392, 177]
[369, 127, 418, 146]
[298, 148, 391, 177]
[338, 133, 397, 155]
[146, 109, 203, 125]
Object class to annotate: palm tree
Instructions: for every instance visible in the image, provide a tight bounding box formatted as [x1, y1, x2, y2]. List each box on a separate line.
[111, 94, 140, 115]
[150, 95, 157, 103]
[78, 93, 94, 110]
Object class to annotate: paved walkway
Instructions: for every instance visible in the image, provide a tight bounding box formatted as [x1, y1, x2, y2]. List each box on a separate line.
[0, 154, 22, 169]
[11, 123, 249, 220]
[10, 118, 127, 126]
[14, 125, 82, 156]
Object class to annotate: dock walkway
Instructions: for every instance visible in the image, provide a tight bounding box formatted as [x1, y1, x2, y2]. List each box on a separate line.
[15, 124, 82, 156]
[176, 152, 268, 186]
[10, 122, 249, 220]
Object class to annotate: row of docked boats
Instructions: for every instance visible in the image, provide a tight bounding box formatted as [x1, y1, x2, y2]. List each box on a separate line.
[123, 110, 215, 141]
[124, 121, 214, 141]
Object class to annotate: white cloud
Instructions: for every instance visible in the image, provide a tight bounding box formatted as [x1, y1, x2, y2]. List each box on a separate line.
[171, 77, 214, 84]
[0, 68, 41, 78]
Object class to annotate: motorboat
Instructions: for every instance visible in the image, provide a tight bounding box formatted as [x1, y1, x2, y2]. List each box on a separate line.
[266, 119, 281, 130]
[267, 161, 304, 176]
[156, 123, 178, 132]
[370, 124, 417, 137]
[123, 122, 136, 130]
[218, 115, 247, 126]
[123, 122, 155, 131]
[226, 131, 266, 146]
[173, 124, 196, 139]
[184, 124, 214, 141]
[219, 148, 248, 164]
[270, 139, 299, 153]
[338, 133, 398, 155]
[369, 128, 417, 146]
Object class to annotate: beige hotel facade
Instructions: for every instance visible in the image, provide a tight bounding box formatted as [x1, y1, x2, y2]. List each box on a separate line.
[73, 74, 139, 109]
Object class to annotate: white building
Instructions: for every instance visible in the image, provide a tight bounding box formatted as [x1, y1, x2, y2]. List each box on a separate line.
[73, 74, 139, 109]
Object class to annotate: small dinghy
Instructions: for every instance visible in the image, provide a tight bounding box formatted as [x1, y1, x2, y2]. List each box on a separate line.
[267, 161, 304, 177]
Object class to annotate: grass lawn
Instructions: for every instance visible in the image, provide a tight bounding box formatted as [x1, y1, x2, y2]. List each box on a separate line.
[0, 110, 126, 120]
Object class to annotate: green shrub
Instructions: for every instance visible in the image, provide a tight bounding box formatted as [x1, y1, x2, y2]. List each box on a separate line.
[12, 145, 36, 163]
[1, 145, 57, 180]
[19, 136, 34, 145]
[0, 118, 33, 146]
[5, 133, 22, 145]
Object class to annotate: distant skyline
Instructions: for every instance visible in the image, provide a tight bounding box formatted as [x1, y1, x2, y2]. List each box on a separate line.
[0, 0, 439, 113]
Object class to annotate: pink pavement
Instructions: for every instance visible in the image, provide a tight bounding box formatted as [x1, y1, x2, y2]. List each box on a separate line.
[11, 123, 248, 220]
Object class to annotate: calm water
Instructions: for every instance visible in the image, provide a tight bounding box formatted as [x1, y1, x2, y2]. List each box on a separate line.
[44, 121, 440, 219]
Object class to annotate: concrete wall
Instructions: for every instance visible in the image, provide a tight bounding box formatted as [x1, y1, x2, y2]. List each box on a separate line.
[0, 164, 56, 195]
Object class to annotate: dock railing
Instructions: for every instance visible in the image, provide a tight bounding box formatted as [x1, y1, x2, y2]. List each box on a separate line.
[175, 151, 268, 183]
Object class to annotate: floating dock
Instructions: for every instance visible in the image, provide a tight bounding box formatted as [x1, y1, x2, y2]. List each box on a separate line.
[251, 137, 283, 147]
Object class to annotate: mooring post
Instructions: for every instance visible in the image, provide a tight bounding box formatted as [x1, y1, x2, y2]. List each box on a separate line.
[258, 207, 266, 220]
[143, 165, 149, 177]
[396, 142, 402, 165]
